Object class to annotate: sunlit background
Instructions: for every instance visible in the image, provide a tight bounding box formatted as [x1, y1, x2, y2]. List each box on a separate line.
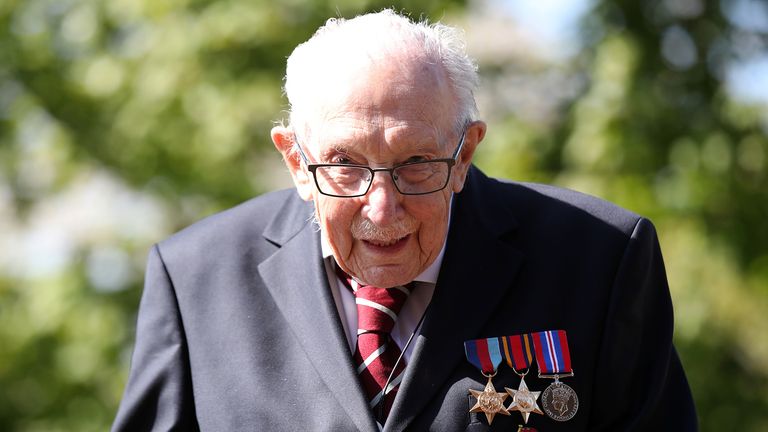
[1, 0, 767, 430]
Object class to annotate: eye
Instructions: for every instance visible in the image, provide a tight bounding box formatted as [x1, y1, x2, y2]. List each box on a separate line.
[331, 155, 355, 165]
[325, 148, 358, 165]
[404, 155, 427, 164]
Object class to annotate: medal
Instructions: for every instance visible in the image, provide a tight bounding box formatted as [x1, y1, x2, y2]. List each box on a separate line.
[500, 334, 543, 424]
[505, 378, 543, 424]
[541, 379, 579, 421]
[464, 338, 510, 425]
[532, 330, 579, 421]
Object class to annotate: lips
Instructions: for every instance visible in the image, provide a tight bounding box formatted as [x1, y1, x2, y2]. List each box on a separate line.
[364, 234, 409, 247]
[361, 234, 411, 252]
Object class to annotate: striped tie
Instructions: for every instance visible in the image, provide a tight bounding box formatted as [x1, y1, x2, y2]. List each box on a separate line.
[339, 270, 413, 424]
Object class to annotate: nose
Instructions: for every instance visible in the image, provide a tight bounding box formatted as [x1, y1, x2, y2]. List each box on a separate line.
[361, 171, 404, 226]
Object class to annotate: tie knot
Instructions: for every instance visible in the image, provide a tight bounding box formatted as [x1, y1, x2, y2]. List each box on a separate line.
[355, 284, 411, 333]
[336, 267, 414, 334]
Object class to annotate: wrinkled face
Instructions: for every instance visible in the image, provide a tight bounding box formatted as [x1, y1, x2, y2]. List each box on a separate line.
[274, 58, 484, 287]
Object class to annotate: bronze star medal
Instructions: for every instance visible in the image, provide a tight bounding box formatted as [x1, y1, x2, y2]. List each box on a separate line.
[469, 374, 510, 424]
[505, 376, 543, 423]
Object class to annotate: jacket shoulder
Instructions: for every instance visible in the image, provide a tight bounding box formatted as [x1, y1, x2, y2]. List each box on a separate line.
[466, 165, 641, 235]
[513, 181, 642, 235]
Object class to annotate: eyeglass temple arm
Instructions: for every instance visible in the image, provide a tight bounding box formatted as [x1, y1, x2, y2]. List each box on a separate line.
[293, 139, 311, 166]
[451, 131, 467, 160]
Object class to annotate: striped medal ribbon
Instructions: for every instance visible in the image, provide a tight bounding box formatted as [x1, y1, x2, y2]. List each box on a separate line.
[531, 330, 579, 422]
[463, 337, 510, 425]
[500, 334, 543, 425]
[500, 333, 535, 374]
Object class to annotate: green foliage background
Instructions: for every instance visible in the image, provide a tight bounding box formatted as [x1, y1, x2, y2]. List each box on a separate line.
[1, 0, 766, 430]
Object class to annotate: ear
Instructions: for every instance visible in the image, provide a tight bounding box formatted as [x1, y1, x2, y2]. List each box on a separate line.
[271, 125, 315, 201]
[450, 120, 486, 193]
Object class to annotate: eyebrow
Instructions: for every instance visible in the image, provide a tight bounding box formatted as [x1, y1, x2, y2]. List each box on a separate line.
[327, 139, 440, 156]
[327, 142, 354, 154]
[320, 143, 354, 161]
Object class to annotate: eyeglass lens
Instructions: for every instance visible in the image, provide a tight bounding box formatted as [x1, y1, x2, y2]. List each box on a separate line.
[313, 161, 450, 196]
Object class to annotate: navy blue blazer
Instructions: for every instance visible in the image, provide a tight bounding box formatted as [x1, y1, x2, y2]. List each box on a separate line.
[112, 166, 697, 431]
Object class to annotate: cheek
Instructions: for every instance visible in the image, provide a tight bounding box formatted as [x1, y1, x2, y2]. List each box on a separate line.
[419, 217, 448, 248]
[317, 199, 358, 249]
[409, 196, 451, 248]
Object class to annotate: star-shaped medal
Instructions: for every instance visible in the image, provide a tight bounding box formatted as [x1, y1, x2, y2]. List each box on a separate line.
[505, 377, 543, 424]
[469, 376, 510, 425]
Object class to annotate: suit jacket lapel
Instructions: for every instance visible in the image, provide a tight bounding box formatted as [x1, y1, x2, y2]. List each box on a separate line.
[386, 168, 524, 432]
[257, 195, 379, 432]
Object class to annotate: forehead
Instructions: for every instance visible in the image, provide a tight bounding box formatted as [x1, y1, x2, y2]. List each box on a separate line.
[304, 59, 457, 153]
[313, 115, 441, 150]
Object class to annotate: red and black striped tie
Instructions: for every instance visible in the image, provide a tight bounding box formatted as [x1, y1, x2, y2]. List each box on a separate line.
[339, 270, 413, 424]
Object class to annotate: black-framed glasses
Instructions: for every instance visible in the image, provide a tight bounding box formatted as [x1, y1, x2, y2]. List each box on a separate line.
[294, 131, 466, 198]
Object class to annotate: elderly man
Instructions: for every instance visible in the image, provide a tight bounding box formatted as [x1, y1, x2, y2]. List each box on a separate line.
[113, 10, 697, 432]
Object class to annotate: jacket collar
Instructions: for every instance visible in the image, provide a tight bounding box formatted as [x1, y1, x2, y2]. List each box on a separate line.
[259, 194, 380, 432]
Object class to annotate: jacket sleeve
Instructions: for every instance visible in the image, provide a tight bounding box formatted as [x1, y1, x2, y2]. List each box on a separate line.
[591, 218, 698, 431]
[112, 245, 200, 431]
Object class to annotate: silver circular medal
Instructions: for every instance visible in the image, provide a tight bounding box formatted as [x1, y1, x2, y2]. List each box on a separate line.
[541, 381, 579, 421]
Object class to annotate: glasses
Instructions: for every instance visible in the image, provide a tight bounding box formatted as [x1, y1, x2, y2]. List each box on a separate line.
[294, 131, 466, 198]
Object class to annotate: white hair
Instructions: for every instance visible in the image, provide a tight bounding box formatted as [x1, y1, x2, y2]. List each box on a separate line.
[282, 9, 479, 139]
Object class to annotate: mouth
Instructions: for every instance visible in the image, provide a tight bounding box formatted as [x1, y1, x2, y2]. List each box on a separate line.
[361, 234, 411, 252]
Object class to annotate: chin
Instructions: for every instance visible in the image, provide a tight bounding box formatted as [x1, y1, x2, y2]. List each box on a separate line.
[359, 264, 419, 288]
